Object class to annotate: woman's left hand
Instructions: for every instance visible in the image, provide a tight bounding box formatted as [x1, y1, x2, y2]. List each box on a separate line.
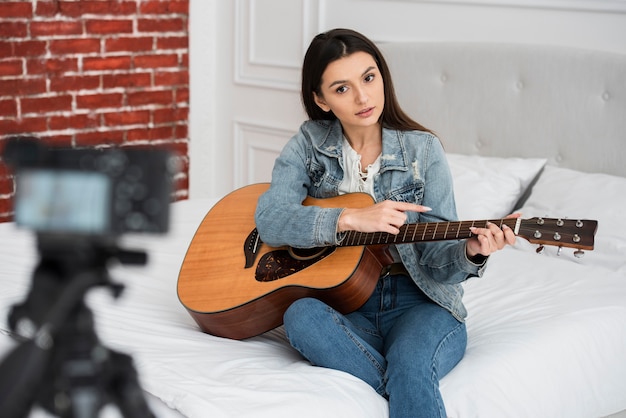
[465, 213, 520, 258]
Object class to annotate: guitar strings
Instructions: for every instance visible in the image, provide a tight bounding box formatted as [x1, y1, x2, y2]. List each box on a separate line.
[342, 219, 592, 248]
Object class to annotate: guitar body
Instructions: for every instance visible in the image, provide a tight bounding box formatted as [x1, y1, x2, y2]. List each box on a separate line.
[177, 183, 385, 340]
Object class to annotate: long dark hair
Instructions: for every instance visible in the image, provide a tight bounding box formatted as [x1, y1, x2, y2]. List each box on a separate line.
[301, 28, 432, 133]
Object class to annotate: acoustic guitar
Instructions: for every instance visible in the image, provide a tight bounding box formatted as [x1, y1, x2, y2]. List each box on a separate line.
[177, 183, 597, 340]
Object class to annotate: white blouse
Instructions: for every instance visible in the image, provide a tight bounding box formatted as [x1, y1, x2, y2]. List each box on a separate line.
[338, 136, 381, 197]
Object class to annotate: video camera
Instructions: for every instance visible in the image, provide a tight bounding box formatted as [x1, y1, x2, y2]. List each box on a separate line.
[3, 136, 172, 237]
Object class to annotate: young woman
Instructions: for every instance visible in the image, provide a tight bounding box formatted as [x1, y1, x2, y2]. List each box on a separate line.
[254, 28, 517, 418]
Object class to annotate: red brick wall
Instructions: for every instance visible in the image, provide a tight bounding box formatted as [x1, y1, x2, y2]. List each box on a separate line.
[0, 0, 190, 223]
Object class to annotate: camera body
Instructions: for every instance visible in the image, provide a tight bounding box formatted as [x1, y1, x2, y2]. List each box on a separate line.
[4, 137, 172, 237]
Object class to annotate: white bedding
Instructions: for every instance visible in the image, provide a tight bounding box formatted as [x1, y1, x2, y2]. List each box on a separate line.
[2, 164, 626, 418]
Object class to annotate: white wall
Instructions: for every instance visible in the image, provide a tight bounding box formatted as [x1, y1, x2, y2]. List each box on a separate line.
[189, 0, 626, 198]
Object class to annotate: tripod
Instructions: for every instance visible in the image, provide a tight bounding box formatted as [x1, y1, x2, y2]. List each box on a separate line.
[0, 236, 155, 418]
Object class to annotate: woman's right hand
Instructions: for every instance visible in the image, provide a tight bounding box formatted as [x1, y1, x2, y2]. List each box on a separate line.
[337, 200, 431, 235]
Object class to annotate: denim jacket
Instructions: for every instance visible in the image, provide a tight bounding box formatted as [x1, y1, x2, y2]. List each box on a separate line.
[254, 119, 488, 321]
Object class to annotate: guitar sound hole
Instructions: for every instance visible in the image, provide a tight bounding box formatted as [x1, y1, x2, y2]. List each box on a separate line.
[288, 247, 329, 261]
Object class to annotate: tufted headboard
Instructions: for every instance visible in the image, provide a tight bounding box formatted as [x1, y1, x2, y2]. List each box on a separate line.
[378, 42, 626, 178]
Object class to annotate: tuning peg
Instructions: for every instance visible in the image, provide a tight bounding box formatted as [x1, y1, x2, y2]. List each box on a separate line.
[557, 246, 563, 256]
[574, 250, 585, 258]
[536, 245, 544, 254]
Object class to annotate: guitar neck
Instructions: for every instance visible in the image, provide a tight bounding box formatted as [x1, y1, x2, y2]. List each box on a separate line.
[339, 218, 520, 247]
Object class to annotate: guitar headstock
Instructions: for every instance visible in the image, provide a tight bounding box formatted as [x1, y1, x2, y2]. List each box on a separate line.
[518, 218, 598, 254]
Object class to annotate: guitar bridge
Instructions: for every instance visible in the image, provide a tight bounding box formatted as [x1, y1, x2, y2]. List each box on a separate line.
[244, 228, 262, 269]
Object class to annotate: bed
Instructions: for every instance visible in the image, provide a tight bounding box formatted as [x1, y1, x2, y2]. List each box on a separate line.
[2, 42, 626, 417]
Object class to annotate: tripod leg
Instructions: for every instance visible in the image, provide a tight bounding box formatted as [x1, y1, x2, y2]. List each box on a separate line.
[106, 349, 155, 418]
[0, 338, 50, 418]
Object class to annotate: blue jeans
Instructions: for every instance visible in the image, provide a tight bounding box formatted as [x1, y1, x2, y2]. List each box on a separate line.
[283, 273, 467, 418]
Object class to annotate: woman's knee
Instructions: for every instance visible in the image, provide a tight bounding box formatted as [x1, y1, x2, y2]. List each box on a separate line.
[284, 298, 326, 325]
[283, 297, 332, 341]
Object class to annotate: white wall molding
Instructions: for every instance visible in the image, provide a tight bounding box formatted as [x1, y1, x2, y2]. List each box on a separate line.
[397, 0, 626, 13]
[233, 120, 292, 187]
[234, 0, 322, 91]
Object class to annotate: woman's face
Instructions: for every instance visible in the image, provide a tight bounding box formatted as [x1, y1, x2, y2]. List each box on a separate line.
[314, 51, 384, 133]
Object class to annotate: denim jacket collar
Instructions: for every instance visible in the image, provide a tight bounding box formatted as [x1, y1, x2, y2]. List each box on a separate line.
[313, 119, 408, 174]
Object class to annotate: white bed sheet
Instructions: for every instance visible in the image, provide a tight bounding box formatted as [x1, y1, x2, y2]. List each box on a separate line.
[2, 195, 626, 418]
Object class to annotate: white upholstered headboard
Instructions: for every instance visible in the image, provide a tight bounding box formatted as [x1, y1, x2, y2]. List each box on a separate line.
[379, 42, 626, 178]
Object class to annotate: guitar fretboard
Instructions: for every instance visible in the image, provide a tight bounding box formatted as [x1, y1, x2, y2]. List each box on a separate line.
[340, 218, 520, 247]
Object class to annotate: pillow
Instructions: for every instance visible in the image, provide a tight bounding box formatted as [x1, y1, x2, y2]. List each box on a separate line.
[446, 153, 547, 220]
[515, 165, 626, 271]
